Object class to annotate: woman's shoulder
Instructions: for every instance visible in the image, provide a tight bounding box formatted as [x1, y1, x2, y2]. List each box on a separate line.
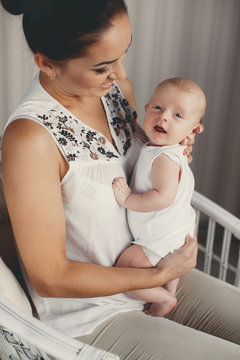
[2, 119, 59, 165]
[3, 75, 55, 134]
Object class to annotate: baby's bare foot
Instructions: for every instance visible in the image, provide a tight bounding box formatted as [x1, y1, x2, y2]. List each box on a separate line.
[144, 298, 177, 317]
[112, 177, 131, 206]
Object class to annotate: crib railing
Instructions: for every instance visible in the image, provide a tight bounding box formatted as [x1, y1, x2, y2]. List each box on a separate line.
[192, 191, 240, 287]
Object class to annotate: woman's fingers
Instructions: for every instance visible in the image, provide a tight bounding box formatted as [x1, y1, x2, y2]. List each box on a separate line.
[183, 145, 193, 155]
[187, 154, 193, 163]
[180, 135, 195, 147]
[181, 123, 204, 147]
[181, 123, 204, 162]
[184, 232, 198, 251]
[182, 231, 198, 267]
[183, 144, 193, 163]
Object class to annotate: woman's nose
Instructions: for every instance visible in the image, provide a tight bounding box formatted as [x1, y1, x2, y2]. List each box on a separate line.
[108, 60, 127, 81]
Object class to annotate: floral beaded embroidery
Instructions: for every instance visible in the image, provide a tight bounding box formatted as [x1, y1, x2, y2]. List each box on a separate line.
[105, 84, 137, 156]
[36, 82, 137, 162]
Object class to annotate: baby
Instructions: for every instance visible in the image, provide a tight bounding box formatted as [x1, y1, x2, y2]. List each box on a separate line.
[112, 77, 206, 316]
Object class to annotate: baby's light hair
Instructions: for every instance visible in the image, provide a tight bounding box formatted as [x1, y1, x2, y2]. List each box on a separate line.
[155, 77, 206, 123]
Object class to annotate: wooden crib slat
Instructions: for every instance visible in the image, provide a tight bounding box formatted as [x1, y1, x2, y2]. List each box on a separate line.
[219, 229, 232, 282]
[203, 218, 216, 275]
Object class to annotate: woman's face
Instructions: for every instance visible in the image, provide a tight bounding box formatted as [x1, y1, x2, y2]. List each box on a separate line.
[54, 14, 132, 97]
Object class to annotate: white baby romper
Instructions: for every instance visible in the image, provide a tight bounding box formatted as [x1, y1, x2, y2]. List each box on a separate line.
[128, 143, 196, 266]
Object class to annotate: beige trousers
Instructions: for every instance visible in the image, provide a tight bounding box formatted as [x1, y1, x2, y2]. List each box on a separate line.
[78, 270, 240, 360]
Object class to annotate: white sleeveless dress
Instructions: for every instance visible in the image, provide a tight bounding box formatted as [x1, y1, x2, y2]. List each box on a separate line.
[3, 74, 147, 337]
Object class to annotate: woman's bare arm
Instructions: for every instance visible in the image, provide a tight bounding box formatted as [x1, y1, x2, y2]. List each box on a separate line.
[2, 119, 197, 298]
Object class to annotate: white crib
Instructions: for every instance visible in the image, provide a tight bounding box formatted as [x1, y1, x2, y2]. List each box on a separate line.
[0, 188, 240, 359]
[192, 191, 240, 287]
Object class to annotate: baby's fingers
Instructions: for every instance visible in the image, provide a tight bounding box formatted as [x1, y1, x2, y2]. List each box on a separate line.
[112, 177, 126, 185]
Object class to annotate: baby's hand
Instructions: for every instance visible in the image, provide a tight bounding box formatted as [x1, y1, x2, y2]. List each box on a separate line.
[112, 177, 132, 207]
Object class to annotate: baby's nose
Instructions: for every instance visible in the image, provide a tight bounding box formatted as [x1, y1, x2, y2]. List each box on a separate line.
[157, 112, 168, 122]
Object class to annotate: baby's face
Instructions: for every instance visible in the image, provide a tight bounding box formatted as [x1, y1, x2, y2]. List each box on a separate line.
[144, 84, 201, 146]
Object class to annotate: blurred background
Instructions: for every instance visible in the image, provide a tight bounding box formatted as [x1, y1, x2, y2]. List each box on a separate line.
[0, 0, 240, 217]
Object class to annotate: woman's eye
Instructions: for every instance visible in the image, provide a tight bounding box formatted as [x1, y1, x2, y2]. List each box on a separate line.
[175, 113, 182, 119]
[94, 68, 109, 74]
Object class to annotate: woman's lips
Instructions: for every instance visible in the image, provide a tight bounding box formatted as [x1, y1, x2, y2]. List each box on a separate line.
[154, 125, 167, 134]
[101, 81, 113, 89]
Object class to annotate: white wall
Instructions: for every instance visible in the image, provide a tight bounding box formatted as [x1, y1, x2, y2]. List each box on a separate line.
[0, 1, 240, 217]
[0, 9, 37, 135]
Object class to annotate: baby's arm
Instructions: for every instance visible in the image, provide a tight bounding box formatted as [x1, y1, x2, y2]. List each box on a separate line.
[112, 154, 180, 212]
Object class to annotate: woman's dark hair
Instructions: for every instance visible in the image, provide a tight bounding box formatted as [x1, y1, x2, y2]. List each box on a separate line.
[1, 0, 128, 61]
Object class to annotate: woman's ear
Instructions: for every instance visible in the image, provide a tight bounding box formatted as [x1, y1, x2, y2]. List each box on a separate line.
[34, 53, 56, 79]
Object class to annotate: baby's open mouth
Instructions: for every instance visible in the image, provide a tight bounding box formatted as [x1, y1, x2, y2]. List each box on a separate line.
[154, 125, 167, 134]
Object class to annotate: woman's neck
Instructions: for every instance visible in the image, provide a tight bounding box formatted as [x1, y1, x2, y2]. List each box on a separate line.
[39, 71, 95, 110]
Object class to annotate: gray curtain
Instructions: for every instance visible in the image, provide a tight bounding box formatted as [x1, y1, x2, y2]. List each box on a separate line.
[0, 9, 37, 135]
[0, 0, 240, 217]
[124, 0, 240, 217]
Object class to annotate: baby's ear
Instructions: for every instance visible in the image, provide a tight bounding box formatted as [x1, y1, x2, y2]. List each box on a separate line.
[145, 103, 149, 112]
[190, 123, 200, 135]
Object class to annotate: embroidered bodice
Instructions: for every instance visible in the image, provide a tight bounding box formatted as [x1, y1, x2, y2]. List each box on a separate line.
[34, 83, 139, 163]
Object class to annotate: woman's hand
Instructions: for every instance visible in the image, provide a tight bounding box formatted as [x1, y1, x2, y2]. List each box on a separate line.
[180, 124, 204, 163]
[156, 231, 198, 282]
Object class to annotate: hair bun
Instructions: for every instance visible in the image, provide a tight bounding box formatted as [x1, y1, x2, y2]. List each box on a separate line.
[1, 0, 26, 15]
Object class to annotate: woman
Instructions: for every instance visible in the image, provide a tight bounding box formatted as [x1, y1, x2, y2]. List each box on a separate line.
[1, 1, 240, 359]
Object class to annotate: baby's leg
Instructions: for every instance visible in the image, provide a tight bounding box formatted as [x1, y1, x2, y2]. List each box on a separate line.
[163, 277, 180, 297]
[145, 278, 179, 316]
[116, 244, 152, 268]
[116, 245, 178, 316]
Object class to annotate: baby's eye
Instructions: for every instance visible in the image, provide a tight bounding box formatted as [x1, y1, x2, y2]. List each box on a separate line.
[175, 113, 183, 119]
[153, 105, 162, 111]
